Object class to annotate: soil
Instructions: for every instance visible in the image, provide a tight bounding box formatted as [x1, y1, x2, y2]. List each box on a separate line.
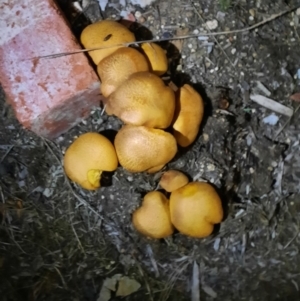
[1, 0, 300, 300]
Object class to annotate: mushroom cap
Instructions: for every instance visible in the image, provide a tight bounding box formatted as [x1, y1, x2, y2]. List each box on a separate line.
[141, 43, 168, 76]
[159, 170, 189, 192]
[106, 71, 175, 129]
[80, 20, 136, 65]
[97, 47, 150, 98]
[132, 191, 174, 239]
[169, 182, 223, 238]
[114, 125, 177, 173]
[64, 132, 118, 190]
[172, 84, 204, 147]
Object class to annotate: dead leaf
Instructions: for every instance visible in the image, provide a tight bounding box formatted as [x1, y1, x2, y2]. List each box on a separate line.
[116, 276, 141, 297]
[290, 92, 300, 102]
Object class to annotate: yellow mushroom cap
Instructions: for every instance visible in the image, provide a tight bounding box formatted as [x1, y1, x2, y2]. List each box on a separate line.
[172, 84, 204, 147]
[114, 125, 177, 173]
[141, 43, 168, 76]
[132, 191, 174, 239]
[80, 20, 136, 65]
[159, 170, 189, 192]
[97, 47, 150, 98]
[63, 132, 118, 190]
[170, 182, 223, 238]
[106, 71, 175, 129]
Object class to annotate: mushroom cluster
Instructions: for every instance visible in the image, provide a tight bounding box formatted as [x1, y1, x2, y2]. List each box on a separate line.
[62, 20, 223, 238]
[79, 20, 204, 173]
[132, 170, 224, 239]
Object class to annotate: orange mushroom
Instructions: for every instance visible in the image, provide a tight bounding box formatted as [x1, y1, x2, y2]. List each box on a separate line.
[141, 43, 168, 76]
[97, 47, 150, 98]
[63, 132, 118, 190]
[106, 71, 175, 129]
[132, 191, 174, 239]
[114, 125, 177, 173]
[159, 170, 189, 192]
[172, 84, 204, 147]
[169, 181, 223, 238]
[80, 20, 136, 65]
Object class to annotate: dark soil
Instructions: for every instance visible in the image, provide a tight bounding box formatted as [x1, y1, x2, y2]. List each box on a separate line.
[1, 0, 300, 300]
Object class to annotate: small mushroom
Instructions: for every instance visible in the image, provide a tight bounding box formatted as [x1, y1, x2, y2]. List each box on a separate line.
[80, 20, 136, 65]
[106, 71, 175, 129]
[172, 84, 204, 147]
[114, 125, 177, 173]
[97, 47, 150, 98]
[132, 191, 174, 239]
[141, 43, 168, 76]
[159, 170, 189, 192]
[169, 182, 223, 238]
[63, 132, 118, 190]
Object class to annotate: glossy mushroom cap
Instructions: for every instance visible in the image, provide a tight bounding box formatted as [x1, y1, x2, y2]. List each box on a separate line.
[172, 84, 204, 147]
[97, 47, 150, 98]
[141, 43, 168, 76]
[159, 170, 189, 192]
[63, 132, 118, 190]
[132, 191, 174, 239]
[114, 125, 177, 173]
[80, 20, 136, 65]
[170, 182, 223, 238]
[106, 71, 175, 129]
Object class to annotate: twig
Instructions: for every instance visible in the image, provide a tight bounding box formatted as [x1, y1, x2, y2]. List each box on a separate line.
[274, 104, 300, 139]
[250, 94, 293, 117]
[30, 6, 298, 60]
[284, 228, 299, 249]
[54, 266, 68, 289]
[71, 222, 85, 254]
[135, 260, 154, 301]
[0, 145, 14, 163]
[159, 260, 190, 301]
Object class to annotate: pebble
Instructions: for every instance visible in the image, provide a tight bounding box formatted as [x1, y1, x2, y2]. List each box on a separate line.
[134, 11, 142, 19]
[206, 19, 218, 30]
[297, 8, 300, 16]
[231, 48, 236, 55]
[216, 11, 226, 22]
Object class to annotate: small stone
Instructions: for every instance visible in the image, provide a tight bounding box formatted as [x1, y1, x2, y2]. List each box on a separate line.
[206, 19, 218, 30]
[249, 16, 254, 21]
[203, 133, 209, 141]
[296, 8, 300, 16]
[216, 11, 226, 22]
[135, 11, 142, 18]
[231, 48, 236, 55]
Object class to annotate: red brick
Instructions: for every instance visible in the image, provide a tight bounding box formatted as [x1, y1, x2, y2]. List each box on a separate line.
[0, 0, 100, 139]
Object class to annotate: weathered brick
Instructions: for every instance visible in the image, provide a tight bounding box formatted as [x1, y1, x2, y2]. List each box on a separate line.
[0, 0, 100, 138]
